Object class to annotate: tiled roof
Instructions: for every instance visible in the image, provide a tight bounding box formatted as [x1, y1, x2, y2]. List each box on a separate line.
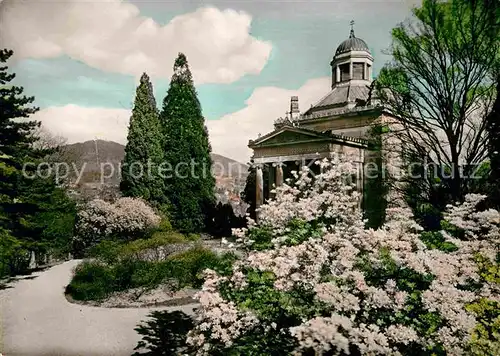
[301, 104, 382, 121]
[307, 83, 370, 112]
[347, 85, 370, 102]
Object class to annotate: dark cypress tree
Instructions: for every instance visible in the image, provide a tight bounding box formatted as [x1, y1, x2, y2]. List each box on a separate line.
[0, 49, 75, 276]
[121, 73, 165, 206]
[486, 77, 500, 208]
[159, 53, 215, 233]
[363, 124, 388, 229]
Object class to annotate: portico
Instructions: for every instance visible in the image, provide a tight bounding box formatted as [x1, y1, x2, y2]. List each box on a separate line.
[248, 23, 395, 216]
[249, 125, 368, 208]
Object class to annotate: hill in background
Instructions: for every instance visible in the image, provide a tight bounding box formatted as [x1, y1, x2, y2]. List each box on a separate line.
[60, 140, 249, 214]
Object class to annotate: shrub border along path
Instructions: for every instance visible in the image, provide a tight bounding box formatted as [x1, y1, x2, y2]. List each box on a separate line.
[0, 260, 197, 356]
[65, 284, 198, 309]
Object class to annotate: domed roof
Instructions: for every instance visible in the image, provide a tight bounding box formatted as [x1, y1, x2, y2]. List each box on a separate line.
[335, 28, 370, 55]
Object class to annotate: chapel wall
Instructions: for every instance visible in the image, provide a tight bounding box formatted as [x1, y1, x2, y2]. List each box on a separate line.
[253, 141, 331, 158]
[300, 114, 376, 136]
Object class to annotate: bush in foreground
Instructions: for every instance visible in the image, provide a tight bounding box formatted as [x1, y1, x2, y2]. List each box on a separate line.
[66, 240, 237, 302]
[73, 197, 161, 255]
[136, 158, 499, 355]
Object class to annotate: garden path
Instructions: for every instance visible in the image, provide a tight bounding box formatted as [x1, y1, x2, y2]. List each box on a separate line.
[0, 260, 197, 356]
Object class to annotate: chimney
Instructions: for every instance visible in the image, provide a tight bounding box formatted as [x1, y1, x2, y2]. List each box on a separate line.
[290, 96, 300, 120]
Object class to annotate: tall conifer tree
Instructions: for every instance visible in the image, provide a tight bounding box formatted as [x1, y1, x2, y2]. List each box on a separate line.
[121, 73, 165, 206]
[159, 53, 215, 232]
[1, 49, 75, 275]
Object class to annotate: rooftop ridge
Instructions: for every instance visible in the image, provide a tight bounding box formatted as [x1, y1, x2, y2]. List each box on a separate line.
[329, 131, 369, 145]
[301, 104, 381, 120]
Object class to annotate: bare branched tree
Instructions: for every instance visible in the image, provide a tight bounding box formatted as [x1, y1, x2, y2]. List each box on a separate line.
[32, 126, 81, 165]
[376, 0, 499, 208]
[32, 126, 66, 150]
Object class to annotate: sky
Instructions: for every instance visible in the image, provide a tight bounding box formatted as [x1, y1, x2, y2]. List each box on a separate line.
[0, 0, 419, 163]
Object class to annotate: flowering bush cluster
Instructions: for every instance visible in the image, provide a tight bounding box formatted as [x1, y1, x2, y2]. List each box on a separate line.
[74, 197, 161, 251]
[183, 158, 499, 355]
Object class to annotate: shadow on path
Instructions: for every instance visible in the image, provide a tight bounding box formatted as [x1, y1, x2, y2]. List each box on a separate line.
[0, 260, 197, 356]
[0, 275, 38, 290]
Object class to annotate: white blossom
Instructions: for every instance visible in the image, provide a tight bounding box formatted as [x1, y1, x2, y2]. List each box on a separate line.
[184, 158, 499, 354]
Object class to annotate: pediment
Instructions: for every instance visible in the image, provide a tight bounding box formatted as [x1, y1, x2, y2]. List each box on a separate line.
[250, 127, 330, 147]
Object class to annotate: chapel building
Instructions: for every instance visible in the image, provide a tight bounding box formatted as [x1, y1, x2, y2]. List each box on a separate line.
[248, 24, 395, 207]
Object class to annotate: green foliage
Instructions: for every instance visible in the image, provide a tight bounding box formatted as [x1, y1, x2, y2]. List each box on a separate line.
[464, 253, 500, 354]
[66, 259, 162, 301]
[466, 299, 500, 355]
[245, 225, 274, 250]
[159, 53, 216, 233]
[0, 228, 30, 276]
[67, 238, 236, 301]
[358, 248, 435, 292]
[375, 0, 500, 209]
[89, 233, 187, 264]
[122, 236, 177, 259]
[246, 219, 324, 251]
[281, 219, 324, 247]
[88, 240, 124, 265]
[375, 66, 412, 111]
[149, 230, 187, 244]
[401, 151, 449, 231]
[474, 254, 500, 285]
[185, 233, 200, 242]
[363, 123, 388, 229]
[354, 250, 448, 355]
[168, 246, 224, 288]
[0, 49, 76, 276]
[420, 231, 458, 252]
[128, 261, 170, 291]
[66, 261, 118, 300]
[157, 216, 172, 232]
[440, 218, 465, 239]
[133, 310, 195, 355]
[214, 269, 310, 355]
[121, 73, 166, 206]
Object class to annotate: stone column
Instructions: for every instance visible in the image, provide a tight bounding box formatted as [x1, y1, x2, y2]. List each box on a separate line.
[255, 164, 264, 221]
[275, 162, 284, 187]
[336, 66, 340, 83]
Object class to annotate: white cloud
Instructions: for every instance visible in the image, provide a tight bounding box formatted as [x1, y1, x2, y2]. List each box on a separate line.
[31, 105, 131, 145]
[0, 0, 271, 84]
[30, 78, 330, 163]
[207, 77, 330, 162]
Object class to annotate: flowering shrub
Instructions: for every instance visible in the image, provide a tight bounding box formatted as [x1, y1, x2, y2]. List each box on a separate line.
[66, 244, 237, 302]
[182, 158, 499, 355]
[74, 197, 161, 252]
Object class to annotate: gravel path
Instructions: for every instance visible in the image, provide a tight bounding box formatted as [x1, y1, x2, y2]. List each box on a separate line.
[0, 260, 198, 356]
